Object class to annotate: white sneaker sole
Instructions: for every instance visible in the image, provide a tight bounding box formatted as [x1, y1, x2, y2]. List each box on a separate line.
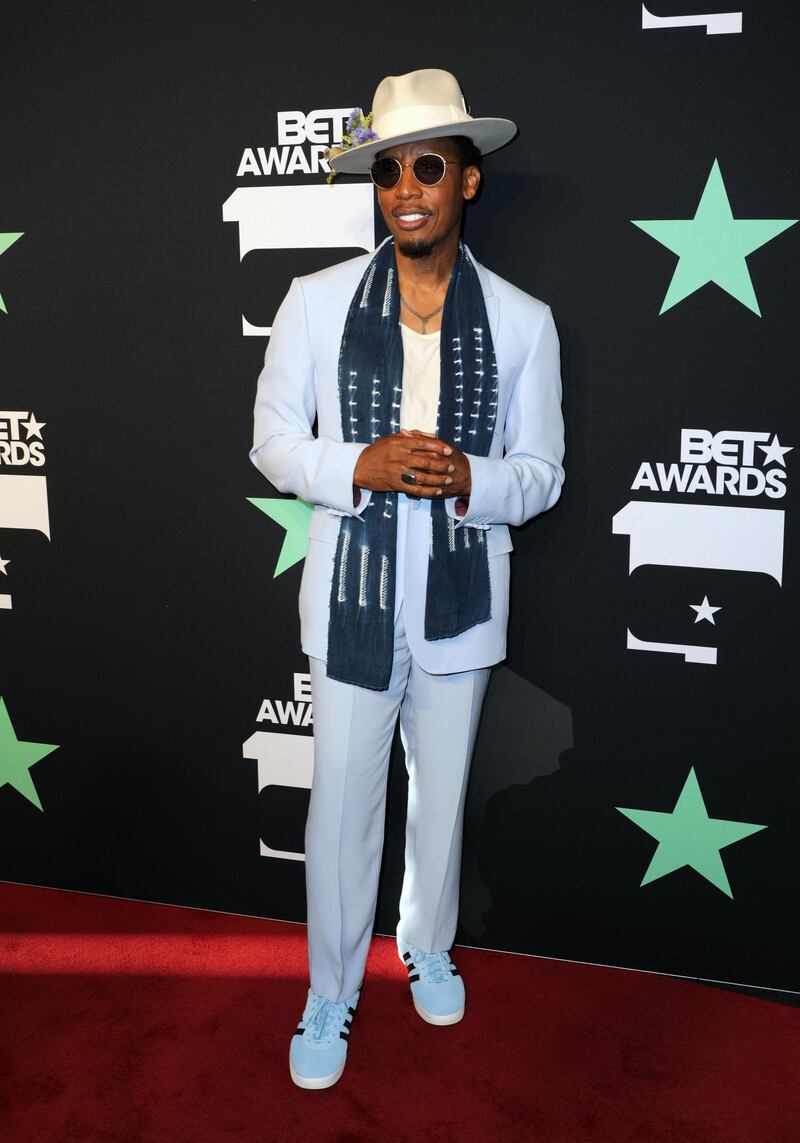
[289, 1059, 346, 1090]
[412, 996, 465, 1026]
[398, 946, 465, 1025]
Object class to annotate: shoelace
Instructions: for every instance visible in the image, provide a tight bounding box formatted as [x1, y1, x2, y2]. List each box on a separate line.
[304, 997, 350, 1044]
[408, 947, 454, 985]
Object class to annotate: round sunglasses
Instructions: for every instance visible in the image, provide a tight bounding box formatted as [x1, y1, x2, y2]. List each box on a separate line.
[369, 153, 462, 190]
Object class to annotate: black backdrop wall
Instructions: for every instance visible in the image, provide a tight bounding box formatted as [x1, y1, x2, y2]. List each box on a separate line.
[1, 1, 798, 993]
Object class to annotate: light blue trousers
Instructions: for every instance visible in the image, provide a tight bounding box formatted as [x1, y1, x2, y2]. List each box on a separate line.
[307, 607, 490, 1002]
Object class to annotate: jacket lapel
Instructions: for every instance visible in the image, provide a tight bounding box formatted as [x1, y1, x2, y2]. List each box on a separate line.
[464, 245, 499, 344]
[484, 294, 499, 345]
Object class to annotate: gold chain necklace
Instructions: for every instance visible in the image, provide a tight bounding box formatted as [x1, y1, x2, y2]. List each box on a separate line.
[400, 293, 443, 333]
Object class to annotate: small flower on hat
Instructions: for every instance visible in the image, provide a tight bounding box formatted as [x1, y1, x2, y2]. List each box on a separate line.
[324, 107, 379, 183]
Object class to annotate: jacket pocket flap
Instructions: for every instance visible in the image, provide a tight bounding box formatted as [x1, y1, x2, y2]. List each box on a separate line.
[485, 524, 514, 556]
[308, 509, 343, 545]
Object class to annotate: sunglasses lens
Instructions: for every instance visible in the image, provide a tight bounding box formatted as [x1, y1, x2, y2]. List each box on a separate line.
[370, 158, 401, 189]
[413, 154, 447, 184]
[369, 154, 449, 188]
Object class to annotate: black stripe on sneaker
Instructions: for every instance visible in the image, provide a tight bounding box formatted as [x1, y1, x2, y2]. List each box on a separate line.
[294, 1025, 305, 1035]
[405, 962, 416, 974]
[450, 968, 460, 976]
[339, 1030, 348, 1040]
[408, 972, 420, 983]
[402, 951, 412, 962]
[348, 1006, 356, 1016]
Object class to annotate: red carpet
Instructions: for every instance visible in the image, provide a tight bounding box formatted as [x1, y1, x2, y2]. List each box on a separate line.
[1, 882, 798, 1142]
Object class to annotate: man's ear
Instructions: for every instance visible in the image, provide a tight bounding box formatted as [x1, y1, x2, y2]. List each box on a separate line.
[463, 165, 481, 201]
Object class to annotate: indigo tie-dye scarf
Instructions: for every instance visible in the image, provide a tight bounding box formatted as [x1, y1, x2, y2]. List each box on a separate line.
[326, 240, 498, 690]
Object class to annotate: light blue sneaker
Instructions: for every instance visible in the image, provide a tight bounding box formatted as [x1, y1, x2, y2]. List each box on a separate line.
[397, 938, 465, 1025]
[289, 988, 360, 1089]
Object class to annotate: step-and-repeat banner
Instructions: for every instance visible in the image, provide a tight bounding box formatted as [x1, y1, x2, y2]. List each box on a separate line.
[1, 2, 797, 992]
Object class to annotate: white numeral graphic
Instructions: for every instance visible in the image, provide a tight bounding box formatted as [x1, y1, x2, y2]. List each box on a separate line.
[613, 501, 784, 582]
[642, 3, 742, 35]
[613, 500, 784, 665]
[223, 185, 375, 335]
[0, 474, 51, 610]
[242, 730, 314, 861]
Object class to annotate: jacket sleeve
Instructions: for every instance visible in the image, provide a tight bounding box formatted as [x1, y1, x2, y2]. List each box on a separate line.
[449, 304, 565, 528]
[249, 276, 371, 517]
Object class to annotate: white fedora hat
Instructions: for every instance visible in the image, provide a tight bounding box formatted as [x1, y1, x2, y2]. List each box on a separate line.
[329, 68, 517, 175]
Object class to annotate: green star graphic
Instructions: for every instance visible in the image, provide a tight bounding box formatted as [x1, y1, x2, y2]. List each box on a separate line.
[0, 232, 24, 314]
[632, 160, 797, 315]
[248, 496, 313, 576]
[0, 697, 59, 811]
[616, 767, 766, 898]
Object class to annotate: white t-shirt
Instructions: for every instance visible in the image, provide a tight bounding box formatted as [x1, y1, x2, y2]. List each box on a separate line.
[399, 323, 440, 434]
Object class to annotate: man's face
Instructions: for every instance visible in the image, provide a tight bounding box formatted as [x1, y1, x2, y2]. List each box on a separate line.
[374, 136, 480, 259]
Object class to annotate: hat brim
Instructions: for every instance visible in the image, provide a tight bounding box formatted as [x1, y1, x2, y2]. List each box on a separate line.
[328, 117, 517, 174]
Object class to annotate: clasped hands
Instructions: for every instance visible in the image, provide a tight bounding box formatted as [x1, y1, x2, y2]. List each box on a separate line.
[353, 429, 471, 502]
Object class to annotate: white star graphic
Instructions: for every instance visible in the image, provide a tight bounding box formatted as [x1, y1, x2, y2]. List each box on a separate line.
[0, 556, 9, 575]
[690, 596, 722, 625]
[20, 413, 46, 440]
[758, 434, 793, 467]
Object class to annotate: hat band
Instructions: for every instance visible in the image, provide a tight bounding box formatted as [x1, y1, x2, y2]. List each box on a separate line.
[372, 103, 473, 143]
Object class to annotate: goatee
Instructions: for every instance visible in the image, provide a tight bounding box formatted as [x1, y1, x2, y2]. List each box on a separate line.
[397, 236, 435, 260]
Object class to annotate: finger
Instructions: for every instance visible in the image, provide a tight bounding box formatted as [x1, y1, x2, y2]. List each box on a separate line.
[407, 439, 453, 456]
[414, 486, 447, 498]
[403, 430, 452, 450]
[402, 453, 454, 475]
[392, 443, 451, 468]
[408, 458, 454, 476]
[405, 470, 454, 489]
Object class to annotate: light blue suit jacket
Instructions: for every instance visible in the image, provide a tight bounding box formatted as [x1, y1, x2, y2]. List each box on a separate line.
[250, 242, 565, 674]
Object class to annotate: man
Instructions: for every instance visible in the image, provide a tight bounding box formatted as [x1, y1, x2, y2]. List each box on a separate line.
[250, 68, 565, 1089]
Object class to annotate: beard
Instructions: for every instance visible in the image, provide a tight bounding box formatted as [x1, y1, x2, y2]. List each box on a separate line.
[396, 235, 436, 259]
